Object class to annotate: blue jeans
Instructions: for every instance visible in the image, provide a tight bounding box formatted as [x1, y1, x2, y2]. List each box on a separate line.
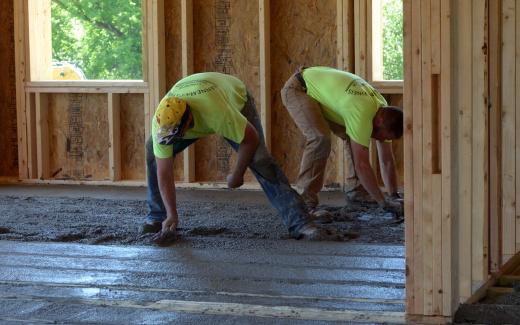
[146, 92, 312, 237]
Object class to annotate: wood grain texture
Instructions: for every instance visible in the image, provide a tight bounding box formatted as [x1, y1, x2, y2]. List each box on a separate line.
[420, 0, 433, 314]
[471, 0, 489, 288]
[455, 0, 473, 302]
[440, 0, 452, 315]
[501, 0, 516, 263]
[48, 94, 110, 181]
[410, 0, 424, 313]
[164, 0, 187, 181]
[0, 0, 19, 177]
[120, 94, 146, 180]
[403, 0, 415, 314]
[270, 0, 338, 185]
[192, 0, 259, 182]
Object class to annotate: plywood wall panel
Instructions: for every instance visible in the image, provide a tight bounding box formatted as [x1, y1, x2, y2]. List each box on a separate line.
[164, 0, 183, 89]
[120, 94, 146, 180]
[270, 0, 338, 185]
[0, 0, 19, 177]
[192, 0, 259, 182]
[48, 94, 110, 180]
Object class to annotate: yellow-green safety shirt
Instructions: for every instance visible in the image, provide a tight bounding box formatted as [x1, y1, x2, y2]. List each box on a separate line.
[152, 72, 248, 158]
[302, 66, 388, 147]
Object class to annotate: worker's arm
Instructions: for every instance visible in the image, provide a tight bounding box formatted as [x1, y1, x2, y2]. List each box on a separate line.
[227, 122, 260, 188]
[350, 141, 386, 205]
[156, 156, 179, 231]
[376, 140, 398, 196]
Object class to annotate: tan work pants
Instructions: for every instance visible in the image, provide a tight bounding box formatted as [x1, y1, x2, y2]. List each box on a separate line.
[281, 72, 359, 209]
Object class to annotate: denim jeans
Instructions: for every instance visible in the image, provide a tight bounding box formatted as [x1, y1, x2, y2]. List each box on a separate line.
[146, 92, 312, 237]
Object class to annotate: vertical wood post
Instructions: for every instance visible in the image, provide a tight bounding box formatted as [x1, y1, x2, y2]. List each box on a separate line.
[259, 0, 271, 151]
[35, 93, 49, 179]
[108, 93, 121, 181]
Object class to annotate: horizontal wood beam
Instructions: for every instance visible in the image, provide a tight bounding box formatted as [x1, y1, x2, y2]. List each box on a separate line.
[25, 81, 149, 94]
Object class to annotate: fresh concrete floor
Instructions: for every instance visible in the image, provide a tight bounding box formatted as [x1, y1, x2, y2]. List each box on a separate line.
[0, 185, 406, 324]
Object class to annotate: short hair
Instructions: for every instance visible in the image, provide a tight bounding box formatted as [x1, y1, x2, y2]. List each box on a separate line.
[380, 106, 403, 139]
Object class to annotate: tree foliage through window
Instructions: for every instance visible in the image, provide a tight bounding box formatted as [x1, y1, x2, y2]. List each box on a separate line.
[52, 0, 143, 80]
[382, 0, 403, 80]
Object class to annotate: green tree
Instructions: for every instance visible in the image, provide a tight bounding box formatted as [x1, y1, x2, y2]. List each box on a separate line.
[52, 0, 143, 80]
[382, 0, 403, 80]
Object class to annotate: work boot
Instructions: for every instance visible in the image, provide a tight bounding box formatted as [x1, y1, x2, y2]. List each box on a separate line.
[295, 224, 328, 241]
[345, 185, 373, 204]
[296, 224, 358, 241]
[141, 221, 162, 234]
[309, 208, 334, 224]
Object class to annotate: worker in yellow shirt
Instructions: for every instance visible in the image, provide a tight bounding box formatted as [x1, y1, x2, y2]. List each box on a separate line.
[281, 66, 403, 217]
[145, 72, 322, 244]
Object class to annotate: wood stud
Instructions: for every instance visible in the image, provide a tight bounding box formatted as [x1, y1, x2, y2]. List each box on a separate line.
[35, 93, 50, 180]
[108, 93, 122, 181]
[502, 0, 516, 264]
[259, 0, 271, 151]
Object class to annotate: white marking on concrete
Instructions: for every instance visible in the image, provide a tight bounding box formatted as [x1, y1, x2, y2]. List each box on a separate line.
[1, 295, 407, 324]
[0, 280, 405, 305]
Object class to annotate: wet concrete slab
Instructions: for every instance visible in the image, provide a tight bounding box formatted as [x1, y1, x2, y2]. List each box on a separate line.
[0, 185, 406, 323]
[0, 240, 405, 324]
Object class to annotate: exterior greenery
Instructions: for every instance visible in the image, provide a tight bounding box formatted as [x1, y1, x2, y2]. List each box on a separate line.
[50, 0, 402, 81]
[382, 0, 403, 80]
[51, 0, 143, 80]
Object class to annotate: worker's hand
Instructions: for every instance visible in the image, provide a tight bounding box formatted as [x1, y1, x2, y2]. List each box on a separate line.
[161, 215, 178, 232]
[153, 215, 178, 246]
[226, 172, 244, 189]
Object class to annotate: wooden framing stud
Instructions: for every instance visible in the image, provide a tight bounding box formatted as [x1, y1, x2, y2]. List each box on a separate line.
[259, 0, 271, 151]
[35, 93, 49, 180]
[25, 93, 37, 178]
[108, 93, 122, 181]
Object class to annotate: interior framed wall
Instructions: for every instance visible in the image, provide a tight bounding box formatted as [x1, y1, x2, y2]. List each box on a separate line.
[3, 0, 404, 189]
[5, 0, 162, 185]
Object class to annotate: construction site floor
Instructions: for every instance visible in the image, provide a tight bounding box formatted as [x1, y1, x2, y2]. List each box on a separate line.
[0, 184, 406, 324]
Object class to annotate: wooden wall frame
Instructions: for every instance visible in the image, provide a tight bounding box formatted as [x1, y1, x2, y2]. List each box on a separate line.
[10, 0, 399, 189]
[12, 0, 162, 184]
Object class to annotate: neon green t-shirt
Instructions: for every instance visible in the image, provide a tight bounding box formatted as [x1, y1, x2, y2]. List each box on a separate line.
[152, 72, 248, 158]
[302, 66, 388, 147]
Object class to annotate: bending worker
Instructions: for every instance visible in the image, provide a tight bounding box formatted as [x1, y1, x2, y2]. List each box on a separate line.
[281, 66, 403, 215]
[144, 71, 321, 242]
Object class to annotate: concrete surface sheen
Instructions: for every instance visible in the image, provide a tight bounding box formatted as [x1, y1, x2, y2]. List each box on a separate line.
[0, 185, 405, 324]
[0, 185, 404, 245]
[0, 240, 405, 324]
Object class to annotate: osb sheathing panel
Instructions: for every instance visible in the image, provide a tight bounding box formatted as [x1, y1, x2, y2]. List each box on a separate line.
[0, 0, 18, 177]
[192, 0, 259, 182]
[270, 0, 339, 186]
[120, 94, 145, 180]
[164, 0, 185, 181]
[48, 94, 109, 180]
